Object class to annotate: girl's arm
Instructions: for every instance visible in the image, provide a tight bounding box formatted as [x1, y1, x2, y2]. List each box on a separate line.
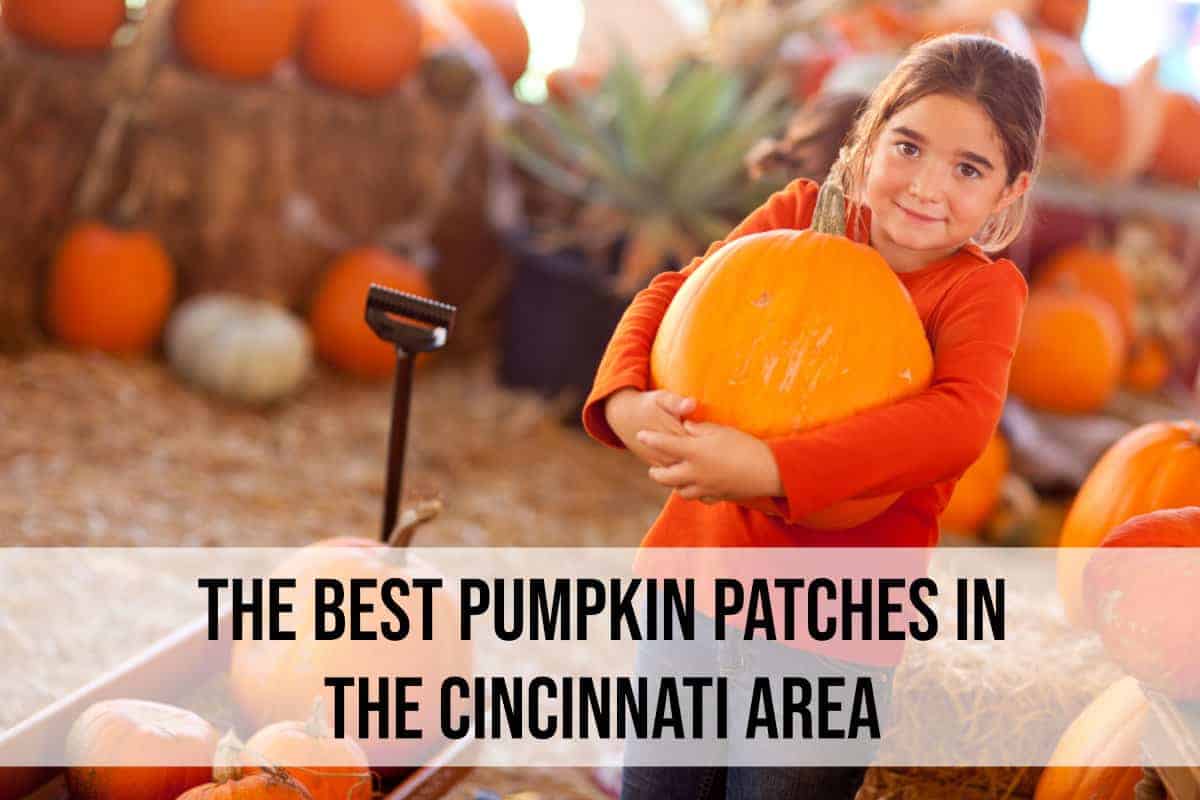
[581, 178, 820, 449]
[763, 261, 1029, 524]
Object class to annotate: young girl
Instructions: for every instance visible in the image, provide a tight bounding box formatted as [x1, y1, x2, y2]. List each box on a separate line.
[582, 34, 1044, 800]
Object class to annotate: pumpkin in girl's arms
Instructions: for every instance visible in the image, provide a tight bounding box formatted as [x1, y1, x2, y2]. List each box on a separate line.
[65, 700, 219, 800]
[178, 734, 314, 800]
[1008, 289, 1124, 414]
[300, 0, 422, 96]
[437, 0, 530, 87]
[1121, 337, 1170, 394]
[1, 0, 124, 53]
[1056, 420, 1200, 627]
[1148, 91, 1200, 187]
[1083, 507, 1200, 700]
[939, 432, 1009, 535]
[650, 181, 933, 529]
[1033, 675, 1147, 800]
[165, 294, 313, 405]
[309, 248, 435, 379]
[242, 703, 372, 800]
[46, 222, 175, 356]
[1045, 73, 1123, 176]
[1033, 243, 1136, 345]
[174, 0, 303, 81]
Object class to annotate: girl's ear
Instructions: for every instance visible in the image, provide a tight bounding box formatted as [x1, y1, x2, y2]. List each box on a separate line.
[994, 170, 1032, 212]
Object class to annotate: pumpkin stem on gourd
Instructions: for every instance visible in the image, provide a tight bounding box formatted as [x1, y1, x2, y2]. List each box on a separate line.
[305, 698, 332, 739]
[213, 730, 246, 784]
[812, 166, 848, 237]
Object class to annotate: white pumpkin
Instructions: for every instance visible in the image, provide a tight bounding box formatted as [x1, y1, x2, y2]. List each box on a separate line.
[166, 293, 313, 405]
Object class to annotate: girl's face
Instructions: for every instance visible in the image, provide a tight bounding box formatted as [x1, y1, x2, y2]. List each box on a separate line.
[862, 93, 1030, 272]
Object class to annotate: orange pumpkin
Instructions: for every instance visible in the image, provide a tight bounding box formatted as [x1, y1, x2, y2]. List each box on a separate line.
[301, 0, 422, 96]
[1122, 337, 1170, 393]
[1008, 289, 1124, 414]
[46, 222, 175, 355]
[1056, 420, 1200, 626]
[1033, 676, 1147, 800]
[1, 0, 124, 53]
[650, 180, 933, 529]
[1083, 507, 1200, 700]
[309, 247, 435, 379]
[178, 736, 313, 800]
[440, 0, 530, 86]
[1046, 74, 1123, 176]
[230, 538, 472, 768]
[243, 703, 372, 800]
[1149, 91, 1200, 186]
[64, 700, 218, 800]
[1034, 244, 1136, 345]
[174, 0, 302, 81]
[1035, 0, 1090, 38]
[939, 432, 1009, 535]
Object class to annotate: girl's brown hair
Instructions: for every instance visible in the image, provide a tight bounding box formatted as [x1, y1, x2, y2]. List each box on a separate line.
[837, 34, 1045, 252]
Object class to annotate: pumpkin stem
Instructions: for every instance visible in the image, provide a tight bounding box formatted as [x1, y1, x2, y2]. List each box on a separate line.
[811, 173, 847, 237]
[213, 730, 246, 784]
[305, 698, 332, 739]
[386, 496, 444, 549]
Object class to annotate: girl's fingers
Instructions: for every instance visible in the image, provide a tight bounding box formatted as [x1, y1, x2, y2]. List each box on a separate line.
[676, 484, 716, 502]
[637, 429, 689, 459]
[648, 462, 693, 487]
[655, 391, 696, 419]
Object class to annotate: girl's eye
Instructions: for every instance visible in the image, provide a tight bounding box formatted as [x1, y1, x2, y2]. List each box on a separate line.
[896, 141, 920, 158]
[957, 163, 981, 179]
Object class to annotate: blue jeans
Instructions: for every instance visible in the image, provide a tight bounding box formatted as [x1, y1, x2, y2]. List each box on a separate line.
[619, 611, 894, 800]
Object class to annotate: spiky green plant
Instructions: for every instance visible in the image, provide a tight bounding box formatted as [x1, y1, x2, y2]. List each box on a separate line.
[504, 51, 791, 295]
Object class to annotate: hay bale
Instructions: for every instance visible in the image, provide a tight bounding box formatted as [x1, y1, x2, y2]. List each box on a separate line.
[0, 33, 118, 352]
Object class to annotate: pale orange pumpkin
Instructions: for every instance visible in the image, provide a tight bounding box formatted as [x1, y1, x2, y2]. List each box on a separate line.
[1056, 420, 1200, 626]
[1033, 676, 1147, 800]
[1034, 243, 1136, 345]
[46, 222, 176, 356]
[1008, 289, 1124, 414]
[1046, 73, 1123, 176]
[242, 703, 372, 800]
[939, 432, 1009, 535]
[1122, 337, 1170, 393]
[650, 180, 933, 529]
[301, 0, 422, 96]
[1, 0, 124, 53]
[1149, 91, 1200, 187]
[230, 538, 472, 767]
[309, 247, 435, 379]
[174, 0, 303, 81]
[441, 0, 530, 86]
[1035, 0, 1090, 38]
[64, 700, 218, 800]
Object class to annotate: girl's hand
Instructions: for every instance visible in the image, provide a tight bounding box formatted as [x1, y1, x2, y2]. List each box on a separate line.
[637, 421, 784, 503]
[604, 388, 697, 467]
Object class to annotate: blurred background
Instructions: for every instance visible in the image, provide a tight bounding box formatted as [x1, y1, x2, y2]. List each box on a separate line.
[1, 1, 1199, 798]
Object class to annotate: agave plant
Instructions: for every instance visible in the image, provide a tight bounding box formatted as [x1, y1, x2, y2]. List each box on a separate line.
[503, 51, 792, 296]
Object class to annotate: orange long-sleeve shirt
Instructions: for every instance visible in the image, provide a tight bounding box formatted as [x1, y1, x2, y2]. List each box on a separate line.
[582, 178, 1029, 552]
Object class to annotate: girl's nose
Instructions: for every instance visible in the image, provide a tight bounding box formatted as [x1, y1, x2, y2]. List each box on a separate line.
[908, 163, 948, 204]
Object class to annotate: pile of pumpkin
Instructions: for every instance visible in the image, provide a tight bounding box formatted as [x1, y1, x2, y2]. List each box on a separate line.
[1, 0, 531, 96]
[3, 537, 470, 800]
[1034, 421, 1200, 798]
[45, 221, 442, 405]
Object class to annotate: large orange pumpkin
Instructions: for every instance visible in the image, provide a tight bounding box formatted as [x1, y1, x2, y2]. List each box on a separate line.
[1033, 244, 1136, 345]
[300, 0, 422, 96]
[243, 703, 372, 800]
[939, 432, 1009, 535]
[1083, 507, 1200, 700]
[1, 0, 124, 53]
[650, 180, 933, 529]
[1008, 288, 1123, 414]
[46, 222, 176, 356]
[1035, 0, 1090, 38]
[1033, 676, 1147, 800]
[309, 247, 435, 379]
[174, 0, 302, 81]
[64, 700, 218, 800]
[439, 0, 530, 86]
[1046, 74, 1123, 176]
[230, 539, 472, 767]
[1122, 337, 1170, 393]
[1149, 91, 1200, 187]
[1056, 420, 1200, 626]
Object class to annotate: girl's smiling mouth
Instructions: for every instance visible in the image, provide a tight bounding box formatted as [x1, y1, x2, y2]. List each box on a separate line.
[895, 202, 944, 223]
